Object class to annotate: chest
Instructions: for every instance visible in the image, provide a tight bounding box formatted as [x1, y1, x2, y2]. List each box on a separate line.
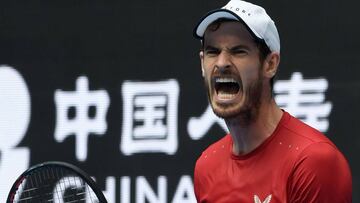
[200, 157, 292, 203]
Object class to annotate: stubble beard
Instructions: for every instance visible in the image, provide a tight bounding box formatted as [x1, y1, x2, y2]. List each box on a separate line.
[205, 74, 263, 126]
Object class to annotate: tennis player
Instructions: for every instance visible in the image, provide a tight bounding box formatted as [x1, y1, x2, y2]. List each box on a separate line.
[193, 0, 352, 202]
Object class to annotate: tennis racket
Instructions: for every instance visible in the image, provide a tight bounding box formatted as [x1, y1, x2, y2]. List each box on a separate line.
[7, 161, 108, 203]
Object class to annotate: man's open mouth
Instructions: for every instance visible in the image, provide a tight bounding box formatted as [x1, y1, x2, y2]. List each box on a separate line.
[214, 77, 241, 100]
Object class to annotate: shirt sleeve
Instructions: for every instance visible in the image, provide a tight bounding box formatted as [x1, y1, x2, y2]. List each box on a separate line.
[287, 142, 352, 203]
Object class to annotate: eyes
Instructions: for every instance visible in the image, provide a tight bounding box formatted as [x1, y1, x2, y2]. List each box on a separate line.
[204, 49, 219, 56]
[204, 46, 249, 57]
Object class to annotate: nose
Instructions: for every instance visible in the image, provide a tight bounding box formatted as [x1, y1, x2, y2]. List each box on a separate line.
[215, 51, 231, 72]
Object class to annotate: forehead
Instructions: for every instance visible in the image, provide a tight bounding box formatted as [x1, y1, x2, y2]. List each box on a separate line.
[203, 21, 256, 47]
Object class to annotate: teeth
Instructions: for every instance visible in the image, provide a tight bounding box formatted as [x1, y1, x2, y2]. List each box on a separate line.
[218, 92, 236, 99]
[216, 78, 237, 83]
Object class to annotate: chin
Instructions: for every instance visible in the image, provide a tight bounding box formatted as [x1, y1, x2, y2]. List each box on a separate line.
[211, 102, 241, 118]
[211, 101, 258, 125]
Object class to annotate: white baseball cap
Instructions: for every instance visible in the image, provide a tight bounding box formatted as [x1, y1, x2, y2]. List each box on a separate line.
[194, 0, 280, 53]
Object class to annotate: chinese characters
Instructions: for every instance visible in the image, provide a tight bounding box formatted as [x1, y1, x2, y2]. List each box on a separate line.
[274, 72, 332, 132]
[54, 76, 110, 161]
[121, 80, 179, 155]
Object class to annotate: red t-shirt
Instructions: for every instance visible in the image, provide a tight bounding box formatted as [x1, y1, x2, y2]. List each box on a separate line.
[194, 111, 352, 203]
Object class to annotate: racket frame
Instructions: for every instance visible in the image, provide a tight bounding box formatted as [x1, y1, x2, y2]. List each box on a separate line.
[7, 161, 108, 203]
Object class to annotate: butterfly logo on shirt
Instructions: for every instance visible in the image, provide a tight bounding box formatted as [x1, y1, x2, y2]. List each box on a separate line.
[254, 194, 272, 203]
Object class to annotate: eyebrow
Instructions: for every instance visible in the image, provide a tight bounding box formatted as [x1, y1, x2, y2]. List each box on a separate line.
[203, 45, 218, 51]
[229, 45, 251, 51]
[203, 44, 251, 51]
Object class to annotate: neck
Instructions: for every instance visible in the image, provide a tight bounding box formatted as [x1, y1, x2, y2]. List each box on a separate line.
[225, 99, 283, 156]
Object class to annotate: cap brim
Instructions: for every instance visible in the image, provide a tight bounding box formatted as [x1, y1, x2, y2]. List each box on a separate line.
[193, 9, 261, 41]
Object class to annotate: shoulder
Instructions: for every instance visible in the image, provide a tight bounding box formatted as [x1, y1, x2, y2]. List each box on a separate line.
[194, 134, 231, 198]
[277, 113, 352, 202]
[271, 112, 337, 163]
[287, 140, 352, 202]
[294, 142, 350, 174]
[194, 134, 231, 172]
[282, 112, 351, 178]
[276, 112, 336, 153]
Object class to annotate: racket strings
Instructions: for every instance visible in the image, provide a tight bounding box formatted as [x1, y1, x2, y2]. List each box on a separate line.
[12, 166, 100, 203]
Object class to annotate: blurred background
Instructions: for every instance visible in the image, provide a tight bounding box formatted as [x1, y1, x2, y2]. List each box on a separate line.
[0, 0, 359, 202]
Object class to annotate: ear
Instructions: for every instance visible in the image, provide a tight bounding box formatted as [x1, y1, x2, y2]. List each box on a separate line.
[263, 52, 280, 79]
[199, 51, 205, 77]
